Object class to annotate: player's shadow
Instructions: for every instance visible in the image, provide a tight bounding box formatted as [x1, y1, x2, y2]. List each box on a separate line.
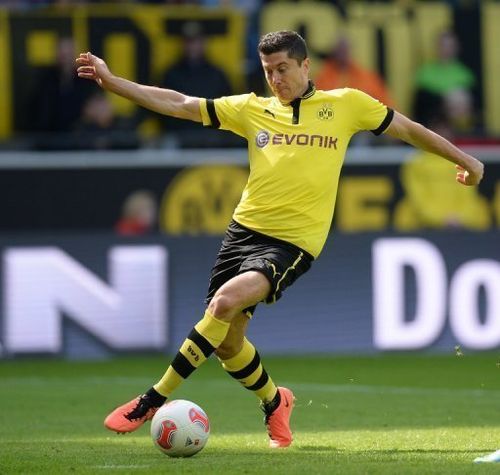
[375, 449, 495, 455]
[297, 447, 493, 454]
[298, 445, 335, 452]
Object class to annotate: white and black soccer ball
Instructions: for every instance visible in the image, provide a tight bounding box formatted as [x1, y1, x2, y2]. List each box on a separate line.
[151, 400, 210, 458]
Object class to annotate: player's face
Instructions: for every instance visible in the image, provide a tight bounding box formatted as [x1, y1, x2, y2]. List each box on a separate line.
[260, 51, 310, 103]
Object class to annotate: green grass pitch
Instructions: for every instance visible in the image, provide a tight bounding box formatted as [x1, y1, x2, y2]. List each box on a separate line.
[0, 353, 499, 474]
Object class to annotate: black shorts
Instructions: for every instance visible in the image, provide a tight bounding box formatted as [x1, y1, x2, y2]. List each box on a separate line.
[205, 220, 313, 316]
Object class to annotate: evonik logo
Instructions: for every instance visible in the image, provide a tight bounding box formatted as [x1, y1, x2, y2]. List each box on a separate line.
[255, 131, 338, 150]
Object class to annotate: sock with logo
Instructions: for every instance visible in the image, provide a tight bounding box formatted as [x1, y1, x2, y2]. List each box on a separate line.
[154, 310, 230, 397]
[218, 337, 278, 404]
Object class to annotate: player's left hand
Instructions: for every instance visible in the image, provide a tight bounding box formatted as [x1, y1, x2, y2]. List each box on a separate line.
[455, 162, 483, 186]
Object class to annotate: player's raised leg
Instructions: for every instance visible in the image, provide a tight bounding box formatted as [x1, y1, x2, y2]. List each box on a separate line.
[216, 313, 295, 448]
[104, 271, 270, 433]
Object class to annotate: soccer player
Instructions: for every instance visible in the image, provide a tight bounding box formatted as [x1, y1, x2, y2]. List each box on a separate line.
[76, 31, 484, 448]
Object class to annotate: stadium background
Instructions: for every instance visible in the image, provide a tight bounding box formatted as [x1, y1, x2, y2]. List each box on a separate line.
[0, 0, 499, 359]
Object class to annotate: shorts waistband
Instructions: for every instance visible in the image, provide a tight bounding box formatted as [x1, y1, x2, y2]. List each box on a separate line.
[230, 219, 314, 261]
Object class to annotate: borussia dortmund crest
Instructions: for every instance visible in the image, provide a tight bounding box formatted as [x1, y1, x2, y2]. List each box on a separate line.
[317, 104, 334, 121]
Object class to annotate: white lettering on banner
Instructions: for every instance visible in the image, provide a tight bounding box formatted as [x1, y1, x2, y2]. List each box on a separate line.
[3, 246, 167, 353]
[372, 238, 447, 350]
[372, 238, 500, 350]
[449, 260, 500, 349]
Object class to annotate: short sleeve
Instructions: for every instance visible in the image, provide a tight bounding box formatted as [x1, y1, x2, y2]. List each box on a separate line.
[346, 88, 393, 135]
[199, 94, 252, 138]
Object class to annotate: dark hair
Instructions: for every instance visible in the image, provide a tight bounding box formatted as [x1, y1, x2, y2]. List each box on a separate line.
[258, 31, 308, 64]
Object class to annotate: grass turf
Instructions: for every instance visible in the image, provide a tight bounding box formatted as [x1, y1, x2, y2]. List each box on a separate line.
[0, 353, 499, 474]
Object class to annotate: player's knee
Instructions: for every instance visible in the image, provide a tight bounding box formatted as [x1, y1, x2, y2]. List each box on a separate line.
[207, 293, 238, 321]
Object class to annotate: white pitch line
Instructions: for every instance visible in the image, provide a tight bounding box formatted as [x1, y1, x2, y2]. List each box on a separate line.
[2, 376, 499, 398]
[0, 376, 154, 386]
[280, 381, 500, 398]
[92, 465, 152, 470]
[194, 378, 500, 398]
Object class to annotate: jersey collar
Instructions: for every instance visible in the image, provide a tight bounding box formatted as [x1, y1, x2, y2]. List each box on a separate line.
[287, 81, 315, 124]
[300, 80, 316, 100]
[289, 80, 316, 104]
[275, 80, 316, 107]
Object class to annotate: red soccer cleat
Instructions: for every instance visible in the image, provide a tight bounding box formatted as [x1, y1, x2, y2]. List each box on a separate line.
[262, 387, 295, 448]
[104, 394, 161, 433]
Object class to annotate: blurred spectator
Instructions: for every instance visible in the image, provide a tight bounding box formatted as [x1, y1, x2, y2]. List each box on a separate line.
[314, 36, 394, 106]
[200, 0, 264, 94]
[115, 190, 158, 236]
[137, 0, 196, 3]
[394, 151, 491, 230]
[161, 22, 232, 99]
[393, 117, 490, 231]
[28, 36, 94, 134]
[442, 88, 476, 136]
[3, 0, 154, 7]
[159, 21, 236, 147]
[73, 91, 140, 150]
[413, 30, 476, 127]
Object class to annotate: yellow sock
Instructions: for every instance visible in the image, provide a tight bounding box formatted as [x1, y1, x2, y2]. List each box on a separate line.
[194, 310, 231, 348]
[154, 310, 230, 397]
[219, 337, 277, 403]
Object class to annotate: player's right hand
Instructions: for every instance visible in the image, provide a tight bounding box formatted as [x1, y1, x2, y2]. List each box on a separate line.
[75, 52, 110, 88]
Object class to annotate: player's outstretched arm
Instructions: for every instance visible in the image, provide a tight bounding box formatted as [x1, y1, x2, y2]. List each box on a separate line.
[75, 52, 201, 122]
[385, 111, 484, 186]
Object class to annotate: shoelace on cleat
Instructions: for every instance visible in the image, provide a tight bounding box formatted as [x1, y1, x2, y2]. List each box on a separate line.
[261, 399, 278, 416]
[261, 404, 275, 438]
[124, 397, 153, 421]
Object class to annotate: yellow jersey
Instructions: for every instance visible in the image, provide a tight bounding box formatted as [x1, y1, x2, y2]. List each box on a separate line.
[199, 83, 392, 258]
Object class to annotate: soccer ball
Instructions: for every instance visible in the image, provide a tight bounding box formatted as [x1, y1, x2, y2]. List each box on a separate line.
[150, 400, 210, 458]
